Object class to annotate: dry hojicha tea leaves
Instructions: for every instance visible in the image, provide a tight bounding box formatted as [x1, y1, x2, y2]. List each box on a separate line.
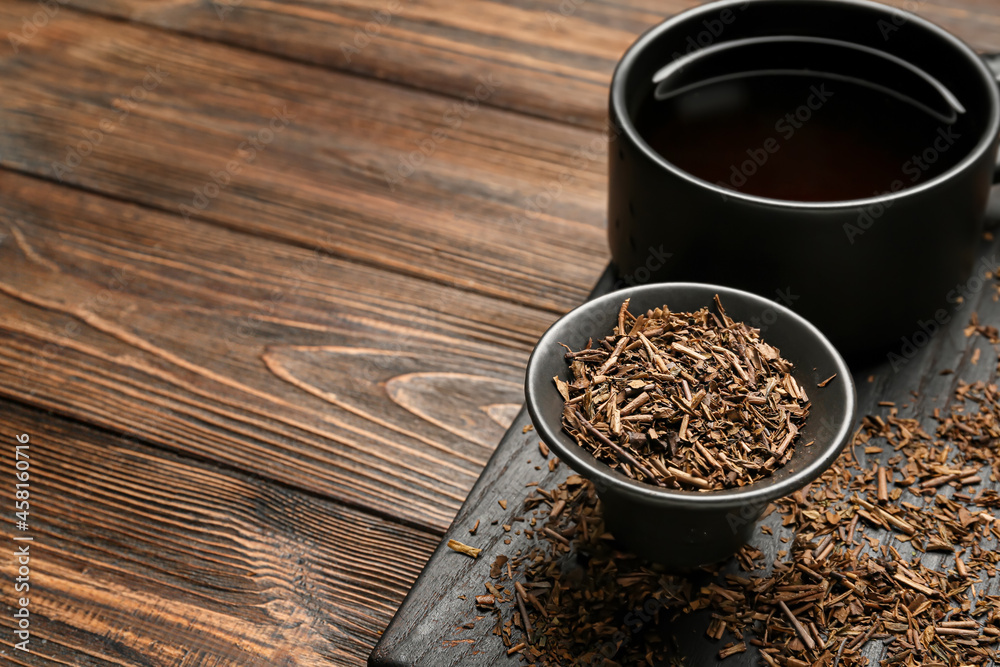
[447, 539, 482, 559]
[557, 296, 811, 490]
[475, 343, 1000, 667]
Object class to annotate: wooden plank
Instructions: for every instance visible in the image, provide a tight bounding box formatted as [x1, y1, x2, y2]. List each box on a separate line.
[0, 170, 559, 532]
[876, 0, 1000, 52]
[370, 238, 1000, 665]
[0, 398, 438, 666]
[63, 0, 673, 129]
[58, 1, 1000, 130]
[0, 1, 608, 313]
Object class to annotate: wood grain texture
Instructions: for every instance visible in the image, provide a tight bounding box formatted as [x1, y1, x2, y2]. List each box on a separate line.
[0, 399, 438, 666]
[876, 0, 1000, 52]
[0, 1, 608, 313]
[0, 171, 551, 532]
[0, 1, 995, 666]
[372, 239, 1000, 666]
[58, 0, 1000, 130]
[63, 0, 674, 129]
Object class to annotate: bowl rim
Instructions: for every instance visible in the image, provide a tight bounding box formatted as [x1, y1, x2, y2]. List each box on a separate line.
[524, 282, 857, 509]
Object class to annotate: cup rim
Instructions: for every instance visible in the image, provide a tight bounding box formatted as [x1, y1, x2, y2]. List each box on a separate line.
[609, 0, 1000, 209]
[524, 282, 857, 509]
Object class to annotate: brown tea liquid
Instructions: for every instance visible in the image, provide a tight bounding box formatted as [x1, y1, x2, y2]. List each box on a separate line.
[634, 72, 969, 201]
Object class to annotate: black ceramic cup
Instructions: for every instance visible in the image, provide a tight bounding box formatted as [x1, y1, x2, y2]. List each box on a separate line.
[524, 283, 856, 568]
[608, 0, 1000, 358]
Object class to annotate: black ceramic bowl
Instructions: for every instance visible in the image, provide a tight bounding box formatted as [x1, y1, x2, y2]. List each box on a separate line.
[524, 283, 857, 568]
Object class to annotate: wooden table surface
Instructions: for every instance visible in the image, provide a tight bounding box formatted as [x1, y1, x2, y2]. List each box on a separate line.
[0, 1, 998, 665]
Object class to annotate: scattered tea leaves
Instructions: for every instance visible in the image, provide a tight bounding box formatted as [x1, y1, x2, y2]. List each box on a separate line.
[447, 539, 482, 559]
[465, 340, 1000, 666]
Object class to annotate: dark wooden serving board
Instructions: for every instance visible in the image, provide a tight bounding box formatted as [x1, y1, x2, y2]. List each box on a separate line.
[370, 237, 1000, 667]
